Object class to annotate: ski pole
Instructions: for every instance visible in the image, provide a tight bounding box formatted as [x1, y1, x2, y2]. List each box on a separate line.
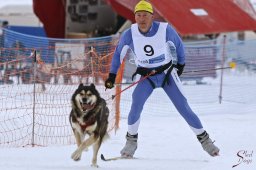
[183, 62, 236, 74]
[111, 71, 156, 100]
[114, 62, 236, 86]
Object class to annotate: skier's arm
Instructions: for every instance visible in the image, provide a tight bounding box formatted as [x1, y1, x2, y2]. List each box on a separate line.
[166, 24, 185, 65]
[110, 29, 133, 74]
[105, 29, 132, 89]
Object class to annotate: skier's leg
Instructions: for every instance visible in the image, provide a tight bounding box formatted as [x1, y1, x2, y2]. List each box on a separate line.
[121, 78, 154, 157]
[128, 78, 154, 135]
[163, 71, 204, 134]
[163, 70, 219, 156]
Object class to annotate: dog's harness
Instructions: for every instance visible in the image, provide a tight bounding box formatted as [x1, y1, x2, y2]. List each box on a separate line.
[77, 103, 97, 132]
[78, 116, 97, 132]
[132, 60, 174, 88]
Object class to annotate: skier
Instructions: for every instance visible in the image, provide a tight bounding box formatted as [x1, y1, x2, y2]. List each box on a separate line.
[105, 0, 219, 158]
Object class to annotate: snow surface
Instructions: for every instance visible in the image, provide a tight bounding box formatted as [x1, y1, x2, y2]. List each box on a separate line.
[0, 72, 256, 170]
[0, 112, 255, 170]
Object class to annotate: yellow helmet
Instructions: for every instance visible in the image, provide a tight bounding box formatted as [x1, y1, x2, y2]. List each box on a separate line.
[134, 0, 153, 14]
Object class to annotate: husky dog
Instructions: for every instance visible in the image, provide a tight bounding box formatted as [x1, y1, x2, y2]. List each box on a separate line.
[69, 83, 109, 167]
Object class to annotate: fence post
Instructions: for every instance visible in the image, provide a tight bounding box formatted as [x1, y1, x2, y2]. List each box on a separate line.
[32, 50, 37, 146]
[90, 46, 95, 84]
[219, 35, 226, 104]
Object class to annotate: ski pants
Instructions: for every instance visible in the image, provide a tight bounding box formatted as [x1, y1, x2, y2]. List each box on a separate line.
[127, 69, 204, 135]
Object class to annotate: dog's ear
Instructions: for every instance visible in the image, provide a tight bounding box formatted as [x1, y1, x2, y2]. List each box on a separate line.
[90, 83, 95, 89]
[78, 83, 84, 88]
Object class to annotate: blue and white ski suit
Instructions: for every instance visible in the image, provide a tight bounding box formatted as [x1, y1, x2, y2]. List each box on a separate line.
[110, 21, 204, 135]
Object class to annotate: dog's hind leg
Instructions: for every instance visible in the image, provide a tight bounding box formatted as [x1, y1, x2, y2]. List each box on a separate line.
[71, 134, 97, 161]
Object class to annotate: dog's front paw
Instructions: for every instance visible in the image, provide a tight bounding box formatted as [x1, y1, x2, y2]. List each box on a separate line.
[91, 163, 99, 168]
[71, 150, 82, 161]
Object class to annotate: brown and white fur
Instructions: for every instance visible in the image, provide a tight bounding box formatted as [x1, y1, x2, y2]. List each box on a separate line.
[69, 83, 109, 167]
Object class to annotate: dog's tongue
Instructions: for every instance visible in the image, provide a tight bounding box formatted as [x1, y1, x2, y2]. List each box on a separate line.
[82, 103, 94, 111]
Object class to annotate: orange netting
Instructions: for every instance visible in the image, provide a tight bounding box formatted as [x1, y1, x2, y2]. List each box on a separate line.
[0, 41, 122, 147]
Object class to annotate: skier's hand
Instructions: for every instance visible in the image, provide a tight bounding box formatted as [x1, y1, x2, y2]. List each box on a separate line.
[105, 73, 116, 89]
[176, 63, 185, 76]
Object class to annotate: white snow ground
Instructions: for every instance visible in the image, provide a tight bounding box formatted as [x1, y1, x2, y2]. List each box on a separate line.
[0, 113, 255, 170]
[0, 72, 256, 170]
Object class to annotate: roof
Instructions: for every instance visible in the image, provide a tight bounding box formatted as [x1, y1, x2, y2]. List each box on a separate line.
[33, 0, 65, 38]
[107, 0, 256, 35]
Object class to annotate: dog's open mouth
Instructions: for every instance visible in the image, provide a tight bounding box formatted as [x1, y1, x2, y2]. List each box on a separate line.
[81, 103, 95, 111]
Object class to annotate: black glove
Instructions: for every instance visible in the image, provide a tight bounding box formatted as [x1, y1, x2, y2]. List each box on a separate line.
[176, 63, 185, 76]
[105, 73, 116, 89]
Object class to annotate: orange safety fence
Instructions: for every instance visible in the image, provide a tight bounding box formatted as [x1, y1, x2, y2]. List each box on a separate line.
[0, 41, 123, 147]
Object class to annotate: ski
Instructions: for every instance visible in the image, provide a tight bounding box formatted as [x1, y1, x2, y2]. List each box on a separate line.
[100, 154, 136, 161]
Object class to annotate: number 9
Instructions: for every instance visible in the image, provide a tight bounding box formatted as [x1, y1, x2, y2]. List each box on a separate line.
[144, 45, 154, 56]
